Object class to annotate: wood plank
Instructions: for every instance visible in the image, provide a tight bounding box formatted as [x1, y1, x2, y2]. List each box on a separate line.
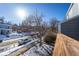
[53, 33, 79, 56]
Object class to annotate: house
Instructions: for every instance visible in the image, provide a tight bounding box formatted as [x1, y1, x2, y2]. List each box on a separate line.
[61, 3, 79, 40]
[0, 18, 12, 36]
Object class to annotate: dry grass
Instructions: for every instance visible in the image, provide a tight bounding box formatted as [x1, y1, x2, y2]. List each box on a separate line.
[53, 33, 79, 56]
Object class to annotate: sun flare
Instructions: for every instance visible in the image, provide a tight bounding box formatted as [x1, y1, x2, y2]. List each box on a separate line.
[16, 8, 28, 20]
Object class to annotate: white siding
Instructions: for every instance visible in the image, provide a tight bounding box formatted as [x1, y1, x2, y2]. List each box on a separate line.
[66, 4, 79, 19]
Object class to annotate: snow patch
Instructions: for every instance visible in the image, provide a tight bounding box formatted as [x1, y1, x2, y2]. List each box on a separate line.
[21, 43, 53, 56]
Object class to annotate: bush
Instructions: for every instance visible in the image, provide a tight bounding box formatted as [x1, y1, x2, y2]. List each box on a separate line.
[43, 30, 57, 46]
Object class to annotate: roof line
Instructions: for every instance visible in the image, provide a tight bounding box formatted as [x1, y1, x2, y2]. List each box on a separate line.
[65, 3, 74, 19]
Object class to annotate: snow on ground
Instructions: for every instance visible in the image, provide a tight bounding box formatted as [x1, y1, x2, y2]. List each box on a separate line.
[21, 43, 53, 56]
[20, 46, 40, 56]
[0, 35, 8, 40]
[0, 39, 38, 56]
[0, 32, 24, 41]
[0, 32, 39, 41]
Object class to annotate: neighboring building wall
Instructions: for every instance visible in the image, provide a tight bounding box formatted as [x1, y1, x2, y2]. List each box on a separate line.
[61, 16, 79, 40]
[61, 3, 79, 40]
[0, 23, 12, 35]
[58, 23, 61, 32]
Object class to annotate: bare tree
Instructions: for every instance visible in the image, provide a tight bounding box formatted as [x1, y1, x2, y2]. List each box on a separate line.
[12, 24, 18, 31]
[41, 21, 48, 36]
[42, 18, 59, 46]
[49, 18, 59, 32]
[20, 10, 48, 46]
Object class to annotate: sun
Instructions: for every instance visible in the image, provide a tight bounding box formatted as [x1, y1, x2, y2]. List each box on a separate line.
[16, 8, 28, 20]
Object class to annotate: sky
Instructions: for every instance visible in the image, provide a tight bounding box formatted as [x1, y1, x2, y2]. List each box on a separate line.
[0, 3, 70, 24]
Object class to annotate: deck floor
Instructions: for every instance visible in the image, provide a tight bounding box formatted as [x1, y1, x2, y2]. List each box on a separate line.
[53, 33, 79, 56]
